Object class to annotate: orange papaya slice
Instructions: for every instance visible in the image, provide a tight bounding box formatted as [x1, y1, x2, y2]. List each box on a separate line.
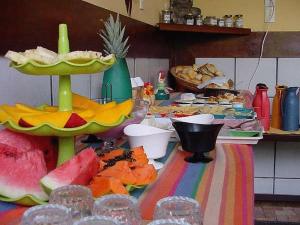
[129, 146, 149, 168]
[98, 161, 137, 185]
[99, 149, 125, 161]
[132, 164, 157, 186]
[89, 176, 128, 197]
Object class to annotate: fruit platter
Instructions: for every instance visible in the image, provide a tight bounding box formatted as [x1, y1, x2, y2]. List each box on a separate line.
[0, 128, 157, 206]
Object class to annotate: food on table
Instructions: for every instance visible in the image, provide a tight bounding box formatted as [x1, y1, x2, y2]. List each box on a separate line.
[0, 129, 58, 203]
[4, 46, 112, 65]
[0, 146, 48, 201]
[0, 93, 133, 128]
[149, 105, 200, 116]
[40, 148, 98, 193]
[88, 146, 157, 197]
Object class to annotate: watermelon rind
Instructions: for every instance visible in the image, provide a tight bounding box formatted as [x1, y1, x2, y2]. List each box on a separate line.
[0, 194, 47, 206]
[40, 176, 61, 195]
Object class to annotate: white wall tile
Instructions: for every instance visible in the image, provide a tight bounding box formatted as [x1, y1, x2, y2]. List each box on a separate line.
[135, 58, 169, 85]
[195, 58, 235, 85]
[0, 57, 51, 106]
[278, 58, 300, 87]
[52, 75, 90, 105]
[91, 73, 104, 100]
[126, 58, 135, 77]
[275, 142, 300, 178]
[253, 142, 275, 177]
[254, 178, 273, 194]
[236, 58, 277, 96]
[275, 179, 300, 195]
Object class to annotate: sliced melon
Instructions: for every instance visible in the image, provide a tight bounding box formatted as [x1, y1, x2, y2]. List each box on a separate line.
[0, 143, 48, 201]
[72, 93, 117, 111]
[40, 148, 98, 193]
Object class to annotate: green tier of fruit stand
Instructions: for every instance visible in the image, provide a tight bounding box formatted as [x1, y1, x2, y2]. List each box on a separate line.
[0, 24, 126, 166]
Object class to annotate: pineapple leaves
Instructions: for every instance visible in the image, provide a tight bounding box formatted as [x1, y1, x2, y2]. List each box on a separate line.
[99, 14, 130, 58]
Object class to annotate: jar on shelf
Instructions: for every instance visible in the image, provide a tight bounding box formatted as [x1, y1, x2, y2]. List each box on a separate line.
[217, 18, 225, 27]
[185, 13, 195, 25]
[195, 15, 203, 26]
[224, 15, 233, 27]
[161, 9, 171, 24]
[234, 14, 244, 28]
[204, 16, 217, 26]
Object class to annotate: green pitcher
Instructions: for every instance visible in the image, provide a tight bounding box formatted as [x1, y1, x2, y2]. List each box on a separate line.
[101, 58, 132, 103]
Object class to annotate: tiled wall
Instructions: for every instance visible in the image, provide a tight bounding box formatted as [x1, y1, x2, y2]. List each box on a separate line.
[196, 57, 300, 196]
[0, 57, 169, 105]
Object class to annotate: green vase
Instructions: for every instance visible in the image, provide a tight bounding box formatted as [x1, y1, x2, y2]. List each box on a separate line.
[101, 58, 132, 103]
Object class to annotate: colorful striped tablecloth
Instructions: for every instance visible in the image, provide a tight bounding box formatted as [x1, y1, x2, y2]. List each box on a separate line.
[0, 142, 254, 225]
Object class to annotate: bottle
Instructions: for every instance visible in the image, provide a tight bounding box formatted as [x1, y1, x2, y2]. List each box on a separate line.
[282, 87, 300, 131]
[155, 83, 169, 100]
[253, 83, 270, 131]
[271, 85, 286, 129]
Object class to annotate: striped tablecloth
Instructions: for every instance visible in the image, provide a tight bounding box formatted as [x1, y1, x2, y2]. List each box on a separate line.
[0, 142, 254, 225]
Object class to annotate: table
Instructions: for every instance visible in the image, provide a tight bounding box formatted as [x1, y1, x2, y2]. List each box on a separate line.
[0, 141, 254, 225]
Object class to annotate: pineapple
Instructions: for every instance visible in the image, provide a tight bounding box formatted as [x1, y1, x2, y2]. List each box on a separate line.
[99, 14, 130, 58]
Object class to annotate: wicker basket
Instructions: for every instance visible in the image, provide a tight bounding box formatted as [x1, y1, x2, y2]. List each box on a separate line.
[170, 67, 203, 93]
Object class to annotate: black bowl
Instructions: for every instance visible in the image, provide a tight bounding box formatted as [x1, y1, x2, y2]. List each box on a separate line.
[172, 122, 224, 163]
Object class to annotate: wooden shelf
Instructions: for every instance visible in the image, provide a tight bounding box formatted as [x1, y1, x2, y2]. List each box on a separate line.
[263, 133, 300, 142]
[157, 23, 251, 35]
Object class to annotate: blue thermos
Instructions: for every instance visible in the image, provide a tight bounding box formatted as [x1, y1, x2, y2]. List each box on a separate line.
[282, 87, 300, 131]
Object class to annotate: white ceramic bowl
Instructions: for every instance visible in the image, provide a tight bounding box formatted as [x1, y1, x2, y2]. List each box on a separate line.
[124, 124, 172, 169]
[171, 114, 214, 124]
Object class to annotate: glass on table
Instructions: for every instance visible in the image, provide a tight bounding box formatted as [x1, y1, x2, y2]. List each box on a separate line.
[21, 204, 72, 225]
[154, 196, 202, 225]
[93, 194, 141, 225]
[49, 185, 94, 220]
[148, 219, 192, 225]
[73, 215, 121, 225]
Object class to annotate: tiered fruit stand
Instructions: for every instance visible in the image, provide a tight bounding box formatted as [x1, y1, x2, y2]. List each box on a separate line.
[0, 24, 125, 166]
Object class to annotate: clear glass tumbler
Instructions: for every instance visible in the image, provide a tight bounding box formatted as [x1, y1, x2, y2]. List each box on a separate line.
[148, 219, 192, 225]
[21, 204, 72, 225]
[73, 215, 121, 225]
[154, 196, 202, 225]
[93, 194, 141, 225]
[49, 185, 94, 220]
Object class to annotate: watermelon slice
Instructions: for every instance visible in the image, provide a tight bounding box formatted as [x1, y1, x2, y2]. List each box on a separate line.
[40, 148, 98, 193]
[0, 143, 48, 201]
[0, 129, 58, 171]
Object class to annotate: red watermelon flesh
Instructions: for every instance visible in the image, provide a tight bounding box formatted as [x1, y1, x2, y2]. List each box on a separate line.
[40, 148, 98, 192]
[0, 143, 48, 201]
[0, 129, 58, 171]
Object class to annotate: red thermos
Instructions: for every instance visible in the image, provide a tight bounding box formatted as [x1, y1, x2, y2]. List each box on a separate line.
[253, 83, 270, 131]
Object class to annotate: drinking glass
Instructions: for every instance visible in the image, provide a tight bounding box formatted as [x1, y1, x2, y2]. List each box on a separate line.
[21, 204, 72, 225]
[148, 219, 192, 225]
[73, 216, 121, 225]
[49, 185, 94, 220]
[93, 194, 141, 225]
[154, 196, 202, 225]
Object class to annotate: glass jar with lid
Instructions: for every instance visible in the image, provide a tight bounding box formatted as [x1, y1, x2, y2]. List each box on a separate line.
[195, 15, 203, 26]
[161, 9, 171, 24]
[217, 18, 225, 27]
[224, 15, 233, 27]
[185, 13, 195, 25]
[234, 15, 244, 28]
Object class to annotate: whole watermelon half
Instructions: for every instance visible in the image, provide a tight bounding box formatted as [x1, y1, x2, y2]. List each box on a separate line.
[40, 148, 98, 193]
[0, 143, 48, 202]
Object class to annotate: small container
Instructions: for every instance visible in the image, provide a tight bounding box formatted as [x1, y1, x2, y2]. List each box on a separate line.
[204, 16, 217, 26]
[234, 14, 244, 28]
[195, 15, 203, 25]
[224, 15, 233, 27]
[185, 13, 195, 25]
[161, 9, 171, 24]
[155, 83, 169, 100]
[217, 18, 225, 27]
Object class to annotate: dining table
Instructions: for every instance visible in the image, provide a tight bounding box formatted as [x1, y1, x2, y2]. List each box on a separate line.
[0, 93, 255, 225]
